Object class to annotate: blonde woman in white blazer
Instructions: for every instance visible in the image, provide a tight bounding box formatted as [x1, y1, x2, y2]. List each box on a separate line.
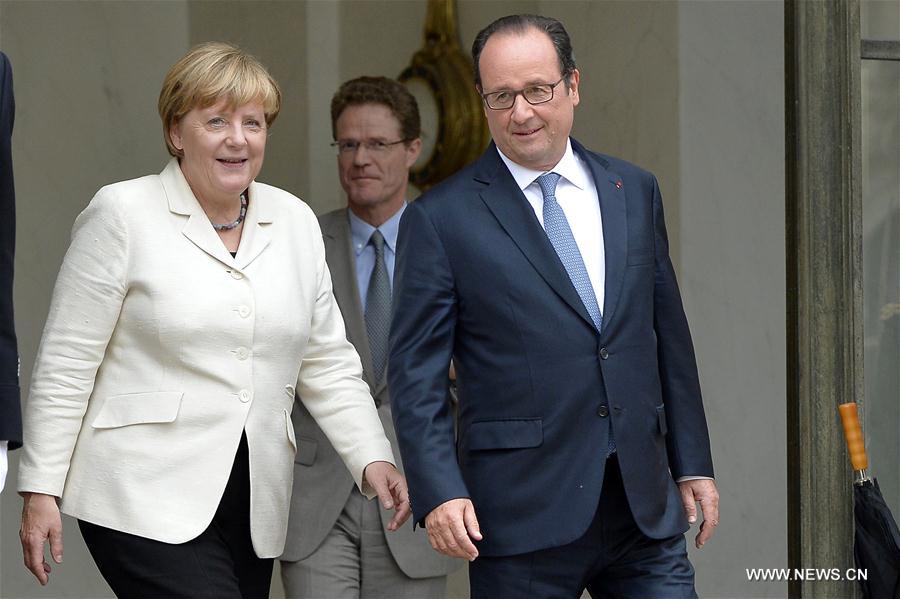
[17, 43, 409, 598]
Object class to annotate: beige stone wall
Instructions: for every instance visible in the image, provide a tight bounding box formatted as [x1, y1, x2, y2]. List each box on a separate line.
[678, 2, 786, 597]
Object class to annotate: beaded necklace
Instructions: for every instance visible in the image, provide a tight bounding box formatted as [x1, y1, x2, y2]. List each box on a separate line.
[211, 191, 248, 231]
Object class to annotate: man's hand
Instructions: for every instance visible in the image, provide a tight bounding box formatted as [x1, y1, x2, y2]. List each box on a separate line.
[20, 492, 63, 585]
[363, 461, 411, 531]
[424, 498, 482, 561]
[678, 479, 719, 548]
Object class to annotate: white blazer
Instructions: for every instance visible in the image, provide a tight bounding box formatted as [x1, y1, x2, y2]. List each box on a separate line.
[18, 159, 394, 558]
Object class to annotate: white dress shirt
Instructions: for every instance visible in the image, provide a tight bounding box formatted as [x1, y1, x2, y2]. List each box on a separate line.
[497, 140, 606, 313]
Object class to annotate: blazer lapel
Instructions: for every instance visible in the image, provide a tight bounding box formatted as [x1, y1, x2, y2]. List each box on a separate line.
[161, 159, 272, 271]
[234, 181, 272, 271]
[321, 211, 378, 392]
[161, 159, 234, 267]
[572, 139, 627, 335]
[476, 146, 596, 331]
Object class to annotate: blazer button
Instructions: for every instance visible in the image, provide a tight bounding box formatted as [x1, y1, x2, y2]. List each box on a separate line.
[230, 270, 244, 280]
[597, 405, 609, 417]
[238, 389, 252, 403]
[235, 347, 249, 360]
[237, 305, 251, 318]
[599, 347, 610, 360]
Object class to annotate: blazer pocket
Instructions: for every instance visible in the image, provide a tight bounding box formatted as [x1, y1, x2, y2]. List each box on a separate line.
[91, 391, 183, 429]
[285, 409, 297, 453]
[294, 437, 318, 466]
[627, 248, 653, 266]
[656, 404, 668, 436]
[468, 418, 543, 451]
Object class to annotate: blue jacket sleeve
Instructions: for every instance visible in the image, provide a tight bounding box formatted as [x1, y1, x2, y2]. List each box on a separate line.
[389, 199, 468, 526]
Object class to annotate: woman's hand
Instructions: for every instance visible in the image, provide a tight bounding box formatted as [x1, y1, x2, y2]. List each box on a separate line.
[20, 492, 63, 585]
[363, 461, 412, 531]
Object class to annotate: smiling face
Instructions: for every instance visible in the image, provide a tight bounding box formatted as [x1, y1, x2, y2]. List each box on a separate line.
[335, 103, 421, 226]
[478, 27, 579, 171]
[169, 98, 267, 205]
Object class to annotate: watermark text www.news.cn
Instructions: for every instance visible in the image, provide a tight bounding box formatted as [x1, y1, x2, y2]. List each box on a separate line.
[746, 568, 868, 582]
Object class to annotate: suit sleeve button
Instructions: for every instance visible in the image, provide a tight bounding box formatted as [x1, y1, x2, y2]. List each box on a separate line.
[597, 405, 609, 417]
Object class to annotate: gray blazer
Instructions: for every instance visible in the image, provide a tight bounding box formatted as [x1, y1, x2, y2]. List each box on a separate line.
[281, 208, 460, 578]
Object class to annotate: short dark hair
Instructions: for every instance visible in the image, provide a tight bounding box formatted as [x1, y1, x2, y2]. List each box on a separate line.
[330, 76, 420, 142]
[471, 14, 576, 89]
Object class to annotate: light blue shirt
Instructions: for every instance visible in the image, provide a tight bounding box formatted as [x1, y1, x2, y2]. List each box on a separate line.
[348, 204, 406, 309]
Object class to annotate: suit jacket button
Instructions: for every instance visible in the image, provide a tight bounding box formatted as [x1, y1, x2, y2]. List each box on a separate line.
[597, 405, 609, 417]
[599, 347, 609, 360]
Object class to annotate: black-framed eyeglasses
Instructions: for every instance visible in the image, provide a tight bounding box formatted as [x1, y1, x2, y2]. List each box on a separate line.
[331, 139, 408, 155]
[480, 76, 568, 110]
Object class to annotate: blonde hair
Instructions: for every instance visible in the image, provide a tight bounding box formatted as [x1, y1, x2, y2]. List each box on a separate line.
[158, 42, 282, 157]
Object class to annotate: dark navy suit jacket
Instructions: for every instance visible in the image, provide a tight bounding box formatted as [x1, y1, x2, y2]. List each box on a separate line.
[389, 139, 713, 557]
[0, 52, 20, 450]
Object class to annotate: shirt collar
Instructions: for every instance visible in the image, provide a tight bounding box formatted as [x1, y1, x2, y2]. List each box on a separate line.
[496, 139, 589, 192]
[349, 202, 406, 256]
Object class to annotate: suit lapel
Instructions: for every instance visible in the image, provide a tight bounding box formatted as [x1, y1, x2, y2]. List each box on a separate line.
[321, 211, 378, 393]
[572, 140, 628, 335]
[476, 147, 596, 331]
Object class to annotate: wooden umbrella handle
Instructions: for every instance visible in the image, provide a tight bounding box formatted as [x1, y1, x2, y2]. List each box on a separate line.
[839, 402, 868, 471]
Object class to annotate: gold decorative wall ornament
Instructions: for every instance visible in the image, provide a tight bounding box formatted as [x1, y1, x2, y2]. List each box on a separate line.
[399, 0, 490, 191]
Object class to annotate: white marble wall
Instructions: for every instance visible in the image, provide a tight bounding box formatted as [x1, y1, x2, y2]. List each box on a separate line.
[679, 2, 786, 597]
[547, 0, 682, 259]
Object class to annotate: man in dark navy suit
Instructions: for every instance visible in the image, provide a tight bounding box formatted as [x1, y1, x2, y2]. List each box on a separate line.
[389, 14, 719, 598]
[0, 51, 22, 493]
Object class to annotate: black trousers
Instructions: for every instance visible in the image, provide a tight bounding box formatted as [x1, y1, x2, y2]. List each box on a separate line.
[79, 433, 273, 599]
[469, 455, 697, 599]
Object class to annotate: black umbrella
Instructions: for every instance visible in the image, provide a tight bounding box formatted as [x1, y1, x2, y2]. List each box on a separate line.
[840, 402, 900, 598]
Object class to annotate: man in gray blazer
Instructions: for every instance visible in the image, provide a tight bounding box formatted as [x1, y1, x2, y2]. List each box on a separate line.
[280, 76, 460, 598]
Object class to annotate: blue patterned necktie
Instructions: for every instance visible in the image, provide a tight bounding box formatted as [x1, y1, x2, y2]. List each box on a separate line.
[537, 172, 603, 332]
[536, 172, 615, 455]
[365, 230, 391, 384]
